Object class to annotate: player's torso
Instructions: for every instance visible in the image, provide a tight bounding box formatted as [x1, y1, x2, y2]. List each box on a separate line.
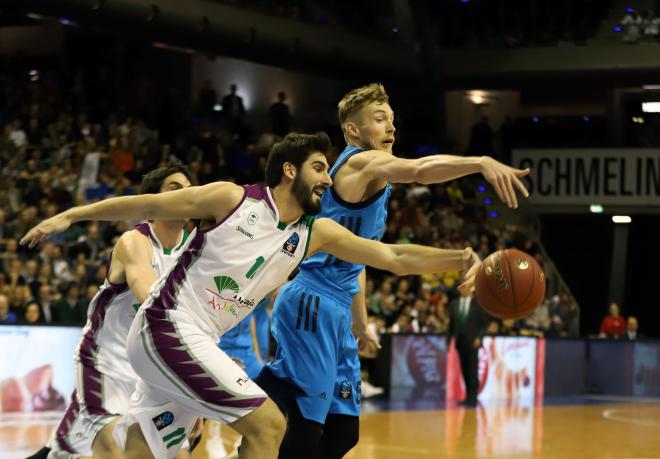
[77, 224, 189, 377]
[152, 185, 312, 341]
[301, 146, 391, 295]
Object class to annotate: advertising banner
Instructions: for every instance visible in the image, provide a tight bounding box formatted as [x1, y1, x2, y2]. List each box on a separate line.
[0, 326, 81, 413]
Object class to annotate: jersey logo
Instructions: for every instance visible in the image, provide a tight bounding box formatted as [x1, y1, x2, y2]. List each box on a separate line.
[236, 225, 254, 239]
[339, 380, 352, 399]
[206, 275, 256, 315]
[247, 212, 258, 225]
[153, 411, 174, 431]
[281, 232, 299, 257]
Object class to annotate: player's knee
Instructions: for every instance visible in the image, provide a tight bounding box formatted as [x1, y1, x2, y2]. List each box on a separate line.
[243, 402, 286, 447]
[261, 406, 286, 445]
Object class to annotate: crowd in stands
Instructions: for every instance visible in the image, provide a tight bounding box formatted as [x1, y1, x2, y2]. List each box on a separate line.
[0, 54, 580, 340]
[620, 9, 660, 43]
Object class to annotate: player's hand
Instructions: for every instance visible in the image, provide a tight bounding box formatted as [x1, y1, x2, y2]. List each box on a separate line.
[20, 213, 74, 248]
[458, 247, 481, 293]
[353, 325, 381, 352]
[479, 157, 530, 209]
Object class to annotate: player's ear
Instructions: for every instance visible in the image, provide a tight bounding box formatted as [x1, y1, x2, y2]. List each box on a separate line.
[283, 162, 296, 181]
[345, 121, 359, 138]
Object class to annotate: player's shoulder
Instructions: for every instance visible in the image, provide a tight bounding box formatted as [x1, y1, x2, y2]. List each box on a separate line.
[114, 226, 153, 256]
[344, 149, 395, 171]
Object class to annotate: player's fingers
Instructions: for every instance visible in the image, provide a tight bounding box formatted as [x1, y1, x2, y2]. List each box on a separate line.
[19, 229, 35, 246]
[504, 175, 518, 208]
[514, 167, 530, 177]
[490, 179, 506, 206]
[496, 176, 512, 208]
[512, 176, 530, 198]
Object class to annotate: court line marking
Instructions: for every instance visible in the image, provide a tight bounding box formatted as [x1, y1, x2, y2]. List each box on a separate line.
[602, 408, 660, 428]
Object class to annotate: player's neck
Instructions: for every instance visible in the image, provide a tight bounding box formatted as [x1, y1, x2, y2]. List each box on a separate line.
[151, 220, 184, 249]
[270, 185, 303, 224]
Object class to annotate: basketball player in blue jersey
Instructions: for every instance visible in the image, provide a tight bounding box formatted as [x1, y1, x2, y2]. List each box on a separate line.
[21, 132, 484, 459]
[256, 84, 530, 458]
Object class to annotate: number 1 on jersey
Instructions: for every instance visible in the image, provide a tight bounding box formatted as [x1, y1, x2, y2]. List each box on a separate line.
[246, 256, 265, 279]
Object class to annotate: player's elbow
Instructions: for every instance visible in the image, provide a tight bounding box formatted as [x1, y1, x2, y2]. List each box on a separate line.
[387, 253, 409, 276]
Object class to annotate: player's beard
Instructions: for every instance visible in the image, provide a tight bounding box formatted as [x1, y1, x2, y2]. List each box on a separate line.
[292, 175, 322, 215]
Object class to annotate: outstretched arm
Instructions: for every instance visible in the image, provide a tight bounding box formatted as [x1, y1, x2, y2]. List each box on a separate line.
[345, 151, 529, 208]
[309, 218, 480, 290]
[20, 182, 243, 248]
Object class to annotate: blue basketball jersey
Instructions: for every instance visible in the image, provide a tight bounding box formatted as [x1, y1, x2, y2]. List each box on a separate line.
[219, 310, 254, 349]
[300, 146, 391, 296]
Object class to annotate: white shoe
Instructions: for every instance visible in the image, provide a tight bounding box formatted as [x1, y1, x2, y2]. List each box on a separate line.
[361, 380, 384, 399]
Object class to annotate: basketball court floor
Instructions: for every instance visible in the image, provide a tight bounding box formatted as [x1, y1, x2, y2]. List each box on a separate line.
[2, 397, 659, 459]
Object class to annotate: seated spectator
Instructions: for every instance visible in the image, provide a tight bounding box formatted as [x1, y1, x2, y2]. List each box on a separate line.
[624, 316, 642, 341]
[23, 301, 43, 325]
[53, 283, 85, 325]
[36, 284, 59, 324]
[643, 10, 660, 41]
[622, 10, 643, 43]
[523, 298, 551, 336]
[389, 312, 415, 333]
[599, 302, 626, 339]
[0, 293, 17, 324]
[499, 319, 520, 336]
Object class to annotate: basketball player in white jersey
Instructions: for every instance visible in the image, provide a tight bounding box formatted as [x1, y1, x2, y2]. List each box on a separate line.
[21, 132, 482, 459]
[26, 163, 197, 459]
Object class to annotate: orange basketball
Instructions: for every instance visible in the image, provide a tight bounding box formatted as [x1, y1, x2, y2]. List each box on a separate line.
[474, 248, 546, 320]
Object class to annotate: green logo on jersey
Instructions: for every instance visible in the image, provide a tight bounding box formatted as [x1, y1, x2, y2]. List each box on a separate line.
[163, 427, 186, 449]
[206, 275, 255, 316]
[214, 275, 239, 293]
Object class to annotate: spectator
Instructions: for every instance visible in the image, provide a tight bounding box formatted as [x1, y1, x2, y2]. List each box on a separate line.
[523, 297, 551, 336]
[622, 10, 643, 43]
[624, 316, 642, 341]
[446, 288, 491, 406]
[643, 10, 660, 41]
[0, 293, 17, 324]
[53, 284, 85, 325]
[36, 284, 58, 324]
[269, 91, 292, 137]
[23, 301, 43, 324]
[221, 83, 246, 129]
[9, 119, 27, 148]
[599, 302, 626, 339]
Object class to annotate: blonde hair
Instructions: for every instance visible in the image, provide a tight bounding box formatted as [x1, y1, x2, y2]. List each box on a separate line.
[338, 83, 389, 129]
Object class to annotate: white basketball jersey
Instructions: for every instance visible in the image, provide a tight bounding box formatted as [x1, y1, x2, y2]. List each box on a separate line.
[74, 223, 190, 380]
[147, 185, 313, 341]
